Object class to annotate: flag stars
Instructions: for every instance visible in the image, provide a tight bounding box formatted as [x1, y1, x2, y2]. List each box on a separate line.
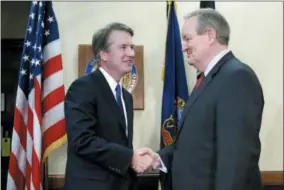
[27, 26, 32, 34]
[41, 21, 45, 28]
[30, 59, 40, 66]
[39, 2, 43, 7]
[20, 69, 27, 76]
[23, 55, 29, 62]
[33, 44, 37, 51]
[29, 74, 33, 80]
[31, 59, 36, 65]
[37, 46, 42, 52]
[25, 40, 31, 47]
[30, 12, 35, 20]
[35, 59, 40, 66]
[48, 16, 54, 23]
[45, 30, 50, 36]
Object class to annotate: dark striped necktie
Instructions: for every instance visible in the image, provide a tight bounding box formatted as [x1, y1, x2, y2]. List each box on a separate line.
[194, 73, 205, 89]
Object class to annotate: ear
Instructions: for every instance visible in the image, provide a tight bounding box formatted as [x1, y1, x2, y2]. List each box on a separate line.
[207, 28, 217, 45]
[99, 50, 108, 62]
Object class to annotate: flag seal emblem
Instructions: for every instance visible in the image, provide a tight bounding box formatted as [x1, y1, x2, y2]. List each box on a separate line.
[161, 97, 186, 145]
[84, 60, 138, 94]
[162, 115, 176, 145]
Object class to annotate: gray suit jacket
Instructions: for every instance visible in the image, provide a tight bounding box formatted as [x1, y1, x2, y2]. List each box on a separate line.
[159, 51, 264, 190]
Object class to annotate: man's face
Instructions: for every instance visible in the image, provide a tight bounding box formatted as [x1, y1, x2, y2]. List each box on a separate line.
[103, 30, 135, 77]
[182, 17, 211, 68]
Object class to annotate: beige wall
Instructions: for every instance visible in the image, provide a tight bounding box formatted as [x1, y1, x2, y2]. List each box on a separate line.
[2, 2, 283, 174]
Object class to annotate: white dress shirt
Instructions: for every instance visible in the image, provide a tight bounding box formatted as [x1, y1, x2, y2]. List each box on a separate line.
[99, 67, 128, 136]
[158, 49, 231, 173]
[204, 49, 230, 77]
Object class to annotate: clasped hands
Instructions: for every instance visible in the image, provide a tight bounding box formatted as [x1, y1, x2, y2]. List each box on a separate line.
[131, 148, 160, 173]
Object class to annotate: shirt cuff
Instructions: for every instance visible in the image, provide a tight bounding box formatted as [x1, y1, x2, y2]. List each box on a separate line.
[157, 154, 168, 173]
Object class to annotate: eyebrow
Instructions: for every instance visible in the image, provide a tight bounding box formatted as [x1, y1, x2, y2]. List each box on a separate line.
[182, 35, 187, 40]
[120, 44, 135, 47]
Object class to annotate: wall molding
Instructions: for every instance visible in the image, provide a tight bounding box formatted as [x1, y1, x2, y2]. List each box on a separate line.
[48, 174, 64, 189]
[261, 171, 284, 185]
[48, 171, 283, 189]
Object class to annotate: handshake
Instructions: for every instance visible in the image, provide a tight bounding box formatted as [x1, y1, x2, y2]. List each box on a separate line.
[131, 148, 161, 173]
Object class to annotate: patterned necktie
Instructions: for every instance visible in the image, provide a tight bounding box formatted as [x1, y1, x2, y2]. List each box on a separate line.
[115, 84, 124, 113]
[115, 84, 127, 136]
[194, 73, 205, 89]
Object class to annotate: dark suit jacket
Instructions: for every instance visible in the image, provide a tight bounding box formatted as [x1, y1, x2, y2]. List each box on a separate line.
[64, 69, 137, 190]
[159, 52, 264, 190]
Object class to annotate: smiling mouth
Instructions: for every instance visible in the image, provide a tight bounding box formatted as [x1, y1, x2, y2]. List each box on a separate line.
[124, 60, 133, 64]
[187, 50, 193, 56]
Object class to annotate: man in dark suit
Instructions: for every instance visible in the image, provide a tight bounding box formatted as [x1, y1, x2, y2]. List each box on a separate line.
[64, 22, 152, 190]
[140, 9, 265, 190]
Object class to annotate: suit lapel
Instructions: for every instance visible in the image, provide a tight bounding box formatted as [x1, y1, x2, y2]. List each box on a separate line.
[94, 70, 128, 139]
[177, 52, 235, 137]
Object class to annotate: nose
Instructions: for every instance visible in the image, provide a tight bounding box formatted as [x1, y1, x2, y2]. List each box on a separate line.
[182, 42, 188, 52]
[126, 47, 135, 57]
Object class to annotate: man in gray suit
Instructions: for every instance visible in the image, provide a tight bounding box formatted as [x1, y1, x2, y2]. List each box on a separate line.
[140, 8, 264, 190]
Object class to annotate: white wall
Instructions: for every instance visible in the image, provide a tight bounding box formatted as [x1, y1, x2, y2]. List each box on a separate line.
[2, 1, 283, 174]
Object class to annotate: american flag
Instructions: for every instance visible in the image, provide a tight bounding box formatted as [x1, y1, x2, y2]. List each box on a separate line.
[6, 1, 66, 190]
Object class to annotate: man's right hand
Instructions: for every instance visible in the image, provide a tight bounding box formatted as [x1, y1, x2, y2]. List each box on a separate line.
[136, 148, 161, 170]
[131, 150, 153, 173]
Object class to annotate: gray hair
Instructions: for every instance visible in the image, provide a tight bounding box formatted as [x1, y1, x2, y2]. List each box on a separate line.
[184, 8, 230, 45]
[91, 22, 134, 65]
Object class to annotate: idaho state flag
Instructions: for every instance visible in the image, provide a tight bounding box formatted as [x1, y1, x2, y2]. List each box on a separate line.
[160, 1, 189, 190]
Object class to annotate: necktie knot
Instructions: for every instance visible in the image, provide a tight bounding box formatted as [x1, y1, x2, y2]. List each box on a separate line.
[115, 84, 121, 95]
[194, 73, 205, 89]
[115, 84, 122, 106]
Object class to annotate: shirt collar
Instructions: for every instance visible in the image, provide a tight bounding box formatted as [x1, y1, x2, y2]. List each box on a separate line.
[99, 67, 122, 93]
[204, 49, 230, 76]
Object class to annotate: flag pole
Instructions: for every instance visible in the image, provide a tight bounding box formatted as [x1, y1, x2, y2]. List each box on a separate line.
[43, 159, 49, 190]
